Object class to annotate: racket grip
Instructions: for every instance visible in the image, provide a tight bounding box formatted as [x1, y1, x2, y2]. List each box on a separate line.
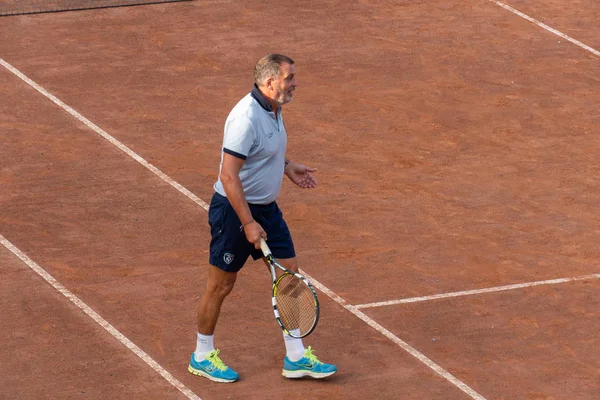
[259, 238, 272, 257]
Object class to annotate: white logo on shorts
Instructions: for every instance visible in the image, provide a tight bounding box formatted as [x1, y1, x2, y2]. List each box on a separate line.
[223, 253, 235, 265]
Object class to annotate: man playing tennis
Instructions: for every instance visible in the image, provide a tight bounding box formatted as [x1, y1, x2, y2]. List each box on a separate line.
[188, 54, 337, 383]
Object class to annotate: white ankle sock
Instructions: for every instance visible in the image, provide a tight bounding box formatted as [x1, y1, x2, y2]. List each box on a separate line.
[194, 332, 215, 361]
[283, 329, 305, 362]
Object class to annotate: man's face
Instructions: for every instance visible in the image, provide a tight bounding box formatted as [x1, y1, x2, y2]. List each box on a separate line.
[269, 63, 297, 106]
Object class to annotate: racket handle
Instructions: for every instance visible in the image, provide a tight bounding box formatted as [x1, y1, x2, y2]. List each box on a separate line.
[259, 238, 272, 257]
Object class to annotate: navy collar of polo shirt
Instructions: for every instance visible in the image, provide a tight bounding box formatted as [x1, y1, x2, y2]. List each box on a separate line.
[251, 84, 281, 116]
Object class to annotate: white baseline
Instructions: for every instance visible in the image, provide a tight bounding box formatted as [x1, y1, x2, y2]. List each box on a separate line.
[355, 273, 600, 309]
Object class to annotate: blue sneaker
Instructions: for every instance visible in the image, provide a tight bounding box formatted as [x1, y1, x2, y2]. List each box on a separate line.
[188, 349, 238, 383]
[282, 346, 337, 379]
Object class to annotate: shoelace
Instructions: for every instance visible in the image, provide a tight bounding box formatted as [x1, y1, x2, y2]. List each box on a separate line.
[304, 346, 323, 365]
[207, 349, 228, 371]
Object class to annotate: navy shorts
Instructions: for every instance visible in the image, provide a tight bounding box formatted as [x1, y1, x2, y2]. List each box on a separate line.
[208, 192, 296, 272]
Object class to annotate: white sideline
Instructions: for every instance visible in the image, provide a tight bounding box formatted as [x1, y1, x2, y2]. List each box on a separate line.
[489, 0, 600, 57]
[0, 58, 487, 399]
[355, 273, 600, 309]
[0, 234, 202, 400]
[0, 58, 210, 211]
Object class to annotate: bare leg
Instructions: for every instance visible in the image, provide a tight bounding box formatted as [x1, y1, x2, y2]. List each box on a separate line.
[262, 256, 298, 274]
[262, 257, 306, 360]
[197, 264, 238, 334]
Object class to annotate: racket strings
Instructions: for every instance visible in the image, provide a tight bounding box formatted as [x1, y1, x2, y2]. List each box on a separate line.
[274, 274, 317, 335]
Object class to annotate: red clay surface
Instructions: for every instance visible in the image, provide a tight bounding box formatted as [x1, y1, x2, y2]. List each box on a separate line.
[0, 63, 460, 399]
[1, 0, 599, 399]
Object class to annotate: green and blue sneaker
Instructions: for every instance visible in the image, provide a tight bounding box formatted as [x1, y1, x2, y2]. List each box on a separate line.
[188, 349, 238, 383]
[282, 346, 337, 379]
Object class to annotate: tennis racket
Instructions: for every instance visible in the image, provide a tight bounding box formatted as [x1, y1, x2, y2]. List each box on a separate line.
[260, 238, 319, 338]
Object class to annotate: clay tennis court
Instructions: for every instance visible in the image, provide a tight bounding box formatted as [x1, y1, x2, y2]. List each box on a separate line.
[1, 0, 599, 399]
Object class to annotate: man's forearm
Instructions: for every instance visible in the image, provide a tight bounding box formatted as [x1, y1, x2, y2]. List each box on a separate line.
[221, 174, 253, 226]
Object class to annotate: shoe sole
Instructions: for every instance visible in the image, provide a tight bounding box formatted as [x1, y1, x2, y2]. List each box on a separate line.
[282, 369, 336, 379]
[188, 365, 237, 383]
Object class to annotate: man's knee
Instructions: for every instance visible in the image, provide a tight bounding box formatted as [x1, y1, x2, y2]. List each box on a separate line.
[206, 267, 238, 298]
[278, 257, 299, 273]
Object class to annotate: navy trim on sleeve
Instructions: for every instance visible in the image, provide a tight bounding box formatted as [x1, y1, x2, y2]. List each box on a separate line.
[223, 147, 247, 160]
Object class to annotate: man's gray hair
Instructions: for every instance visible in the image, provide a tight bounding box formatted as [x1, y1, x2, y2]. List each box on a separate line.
[254, 54, 295, 86]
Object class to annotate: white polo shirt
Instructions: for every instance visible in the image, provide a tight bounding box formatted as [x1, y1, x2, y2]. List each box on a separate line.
[213, 85, 287, 204]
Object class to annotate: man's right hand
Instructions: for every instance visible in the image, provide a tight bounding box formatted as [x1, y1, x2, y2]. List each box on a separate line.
[243, 221, 266, 249]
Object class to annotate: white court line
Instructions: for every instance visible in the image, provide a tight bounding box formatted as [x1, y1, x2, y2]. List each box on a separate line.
[301, 270, 487, 400]
[1, 58, 487, 399]
[0, 58, 210, 212]
[355, 273, 600, 309]
[489, 0, 600, 57]
[0, 234, 202, 400]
